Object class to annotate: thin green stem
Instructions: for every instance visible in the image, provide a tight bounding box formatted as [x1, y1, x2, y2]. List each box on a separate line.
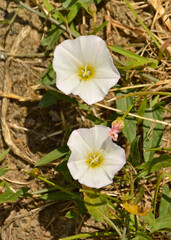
[130, 170, 134, 197]
[122, 104, 134, 120]
[160, 106, 171, 113]
[100, 212, 122, 238]
[93, 14, 96, 32]
[124, 0, 161, 49]
[25, 170, 81, 201]
[134, 215, 138, 232]
[60, 231, 118, 240]
[80, 189, 121, 203]
[15, 0, 78, 38]
[122, 212, 130, 240]
[153, 172, 164, 216]
[144, 147, 171, 152]
[109, 91, 171, 102]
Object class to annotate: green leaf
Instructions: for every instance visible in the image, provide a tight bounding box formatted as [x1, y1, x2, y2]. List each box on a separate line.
[0, 19, 10, 24]
[134, 186, 145, 204]
[69, 22, 81, 37]
[55, 154, 69, 173]
[78, 1, 91, 14]
[41, 25, 62, 50]
[35, 146, 69, 166]
[137, 98, 147, 125]
[85, 114, 103, 125]
[141, 212, 156, 231]
[109, 45, 159, 69]
[55, 154, 72, 181]
[43, 0, 54, 12]
[143, 103, 164, 162]
[137, 155, 171, 177]
[39, 191, 73, 201]
[91, 21, 109, 35]
[116, 91, 136, 143]
[84, 190, 112, 223]
[0, 187, 29, 204]
[48, 90, 90, 111]
[150, 215, 171, 233]
[65, 209, 78, 219]
[159, 185, 171, 217]
[0, 167, 8, 177]
[133, 231, 153, 240]
[39, 63, 56, 86]
[67, 3, 80, 23]
[39, 92, 58, 108]
[0, 148, 10, 162]
[128, 136, 141, 167]
[61, 0, 78, 9]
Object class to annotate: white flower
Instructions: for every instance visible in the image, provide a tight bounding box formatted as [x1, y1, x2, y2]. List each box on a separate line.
[67, 125, 126, 189]
[53, 35, 120, 105]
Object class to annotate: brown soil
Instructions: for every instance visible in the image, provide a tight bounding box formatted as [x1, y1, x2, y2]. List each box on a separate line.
[0, 0, 170, 239]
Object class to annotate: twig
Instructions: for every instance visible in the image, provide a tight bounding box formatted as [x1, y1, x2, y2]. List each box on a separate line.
[95, 103, 171, 126]
[0, 51, 53, 58]
[124, 0, 161, 49]
[1, 26, 35, 165]
[0, 91, 41, 101]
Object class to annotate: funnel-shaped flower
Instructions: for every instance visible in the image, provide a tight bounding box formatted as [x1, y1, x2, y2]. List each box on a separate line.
[67, 125, 126, 188]
[53, 35, 120, 105]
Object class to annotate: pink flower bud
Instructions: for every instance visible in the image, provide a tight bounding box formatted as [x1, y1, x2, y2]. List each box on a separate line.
[89, 1, 97, 14]
[109, 118, 124, 141]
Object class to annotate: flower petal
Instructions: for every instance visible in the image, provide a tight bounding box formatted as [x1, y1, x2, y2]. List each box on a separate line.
[67, 128, 93, 154]
[57, 73, 80, 95]
[78, 167, 113, 188]
[53, 39, 83, 70]
[67, 154, 89, 180]
[53, 35, 120, 104]
[103, 145, 126, 173]
[67, 126, 110, 153]
[78, 35, 103, 64]
[72, 80, 106, 105]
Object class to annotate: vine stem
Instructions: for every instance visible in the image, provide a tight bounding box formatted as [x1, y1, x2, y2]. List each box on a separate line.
[144, 147, 171, 152]
[95, 103, 171, 126]
[24, 170, 81, 201]
[60, 231, 118, 240]
[108, 91, 171, 102]
[153, 172, 164, 216]
[15, 0, 78, 38]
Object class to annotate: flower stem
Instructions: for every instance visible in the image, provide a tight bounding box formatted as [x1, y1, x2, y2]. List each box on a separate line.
[95, 103, 171, 126]
[25, 170, 81, 201]
[60, 231, 118, 240]
[144, 147, 171, 152]
[100, 212, 122, 238]
[108, 91, 171, 102]
[122, 103, 134, 120]
[134, 215, 138, 232]
[122, 212, 130, 240]
[153, 172, 164, 216]
[80, 189, 121, 203]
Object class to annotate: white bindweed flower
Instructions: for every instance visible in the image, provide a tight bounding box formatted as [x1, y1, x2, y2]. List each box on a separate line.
[53, 35, 120, 105]
[67, 125, 126, 189]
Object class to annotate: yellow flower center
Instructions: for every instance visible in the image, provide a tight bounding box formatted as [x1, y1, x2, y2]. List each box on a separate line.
[78, 64, 95, 81]
[87, 152, 103, 168]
